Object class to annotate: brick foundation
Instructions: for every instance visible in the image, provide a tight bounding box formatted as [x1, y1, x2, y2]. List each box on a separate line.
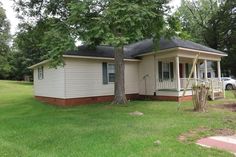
[35, 94, 140, 106]
[35, 94, 192, 106]
[178, 95, 193, 101]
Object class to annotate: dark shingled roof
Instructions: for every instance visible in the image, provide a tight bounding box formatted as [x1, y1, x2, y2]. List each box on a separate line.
[64, 37, 226, 59]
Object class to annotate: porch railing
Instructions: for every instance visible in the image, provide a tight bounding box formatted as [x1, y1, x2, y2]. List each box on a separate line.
[180, 78, 225, 100]
[157, 79, 177, 90]
[180, 78, 207, 89]
[208, 78, 225, 100]
[157, 78, 225, 100]
[208, 78, 224, 92]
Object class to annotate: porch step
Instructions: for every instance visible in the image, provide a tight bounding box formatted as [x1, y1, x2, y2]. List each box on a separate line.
[210, 92, 224, 100]
[214, 96, 224, 100]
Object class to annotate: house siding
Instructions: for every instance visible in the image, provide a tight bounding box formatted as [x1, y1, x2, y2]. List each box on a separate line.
[138, 55, 155, 95]
[33, 64, 65, 98]
[64, 58, 139, 98]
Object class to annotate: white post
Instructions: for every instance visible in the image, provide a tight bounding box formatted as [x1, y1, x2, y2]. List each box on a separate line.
[204, 60, 208, 81]
[176, 56, 181, 91]
[217, 61, 221, 81]
[197, 62, 200, 79]
[194, 63, 197, 85]
[211, 79, 215, 100]
[156, 58, 159, 91]
[218, 60, 224, 97]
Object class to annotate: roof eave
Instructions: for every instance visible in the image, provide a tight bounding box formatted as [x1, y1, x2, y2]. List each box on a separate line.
[28, 60, 50, 69]
[63, 55, 141, 61]
[28, 55, 141, 69]
[136, 47, 228, 57]
[178, 47, 228, 56]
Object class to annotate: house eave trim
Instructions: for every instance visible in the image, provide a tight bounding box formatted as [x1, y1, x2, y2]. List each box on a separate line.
[137, 47, 228, 57]
[178, 47, 228, 56]
[63, 55, 141, 61]
[28, 60, 50, 69]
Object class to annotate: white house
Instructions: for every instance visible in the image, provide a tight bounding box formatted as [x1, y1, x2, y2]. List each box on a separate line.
[199, 61, 216, 79]
[29, 38, 227, 106]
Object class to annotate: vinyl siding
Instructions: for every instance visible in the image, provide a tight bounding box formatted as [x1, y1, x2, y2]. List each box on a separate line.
[33, 64, 65, 98]
[138, 55, 155, 95]
[64, 58, 139, 98]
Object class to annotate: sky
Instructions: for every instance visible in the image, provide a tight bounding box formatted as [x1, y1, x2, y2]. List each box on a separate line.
[0, 0, 181, 35]
[1, 0, 20, 35]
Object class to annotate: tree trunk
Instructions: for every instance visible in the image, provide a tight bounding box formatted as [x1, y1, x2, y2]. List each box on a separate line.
[112, 46, 128, 104]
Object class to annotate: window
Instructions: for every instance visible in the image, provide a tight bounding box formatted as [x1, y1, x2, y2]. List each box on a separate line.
[185, 63, 193, 78]
[163, 63, 170, 80]
[107, 64, 115, 83]
[102, 62, 115, 84]
[38, 66, 44, 80]
[158, 61, 174, 81]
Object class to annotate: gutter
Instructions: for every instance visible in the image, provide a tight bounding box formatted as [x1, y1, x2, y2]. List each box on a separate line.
[63, 55, 141, 62]
[28, 55, 141, 69]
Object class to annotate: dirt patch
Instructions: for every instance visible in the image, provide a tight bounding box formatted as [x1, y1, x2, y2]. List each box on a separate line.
[178, 127, 235, 143]
[213, 104, 236, 112]
[214, 128, 235, 136]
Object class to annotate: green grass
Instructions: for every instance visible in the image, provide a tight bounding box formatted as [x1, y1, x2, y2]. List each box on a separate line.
[0, 80, 236, 157]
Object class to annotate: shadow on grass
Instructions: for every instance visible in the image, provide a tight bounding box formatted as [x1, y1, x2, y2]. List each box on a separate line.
[10, 81, 33, 86]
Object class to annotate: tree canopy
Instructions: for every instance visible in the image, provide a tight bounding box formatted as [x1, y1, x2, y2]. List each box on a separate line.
[14, 0, 171, 52]
[175, 0, 219, 45]
[208, 0, 236, 76]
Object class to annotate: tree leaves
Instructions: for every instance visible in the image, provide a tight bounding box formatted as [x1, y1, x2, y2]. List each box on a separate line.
[175, 0, 219, 44]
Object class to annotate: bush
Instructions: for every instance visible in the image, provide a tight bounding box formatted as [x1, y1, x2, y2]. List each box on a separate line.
[192, 85, 209, 112]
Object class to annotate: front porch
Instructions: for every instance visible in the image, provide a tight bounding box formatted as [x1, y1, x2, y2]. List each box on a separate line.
[155, 50, 225, 100]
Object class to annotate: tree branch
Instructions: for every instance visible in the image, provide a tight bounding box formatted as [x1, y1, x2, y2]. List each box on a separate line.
[186, 3, 208, 30]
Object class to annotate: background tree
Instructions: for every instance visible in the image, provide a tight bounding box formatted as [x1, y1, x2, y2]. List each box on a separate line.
[0, 3, 11, 79]
[176, 0, 236, 77]
[14, 0, 172, 104]
[11, 18, 75, 80]
[205, 0, 236, 76]
[175, 0, 219, 45]
[10, 22, 47, 80]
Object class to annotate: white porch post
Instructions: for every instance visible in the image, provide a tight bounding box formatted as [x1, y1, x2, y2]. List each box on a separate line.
[217, 60, 221, 81]
[194, 63, 197, 85]
[193, 60, 197, 79]
[156, 58, 159, 90]
[204, 59, 208, 81]
[176, 56, 181, 91]
[197, 62, 200, 79]
[217, 60, 225, 98]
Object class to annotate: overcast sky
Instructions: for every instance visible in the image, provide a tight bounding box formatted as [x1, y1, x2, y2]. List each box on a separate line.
[1, 0, 181, 35]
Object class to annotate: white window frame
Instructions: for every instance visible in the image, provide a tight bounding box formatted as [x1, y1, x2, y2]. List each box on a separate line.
[107, 63, 115, 83]
[38, 66, 44, 80]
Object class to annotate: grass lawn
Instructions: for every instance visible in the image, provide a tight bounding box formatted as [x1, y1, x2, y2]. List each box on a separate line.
[0, 80, 236, 157]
